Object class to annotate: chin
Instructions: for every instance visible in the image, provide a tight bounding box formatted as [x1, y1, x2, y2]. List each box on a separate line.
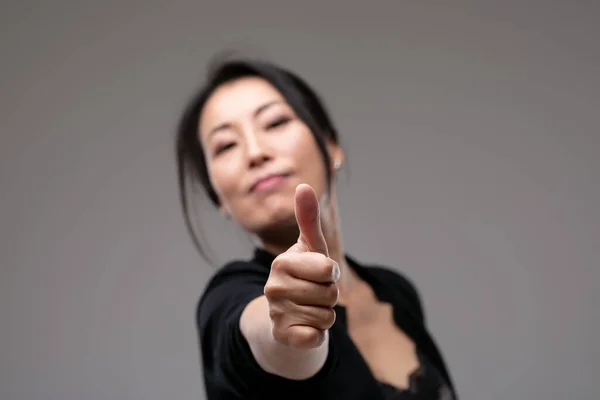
[255, 217, 299, 250]
[263, 204, 296, 229]
[246, 203, 297, 240]
[240, 185, 300, 237]
[259, 190, 295, 218]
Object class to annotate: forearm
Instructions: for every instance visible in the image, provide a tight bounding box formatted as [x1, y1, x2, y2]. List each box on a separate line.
[239, 295, 329, 380]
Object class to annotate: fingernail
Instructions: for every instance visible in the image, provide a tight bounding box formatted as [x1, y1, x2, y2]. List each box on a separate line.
[331, 261, 340, 283]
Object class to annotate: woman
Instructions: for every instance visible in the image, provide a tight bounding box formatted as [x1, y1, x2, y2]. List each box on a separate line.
[176, 56, 458, 400]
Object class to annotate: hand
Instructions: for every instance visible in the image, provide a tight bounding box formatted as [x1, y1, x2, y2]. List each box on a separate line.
[264, 183, 341, 349]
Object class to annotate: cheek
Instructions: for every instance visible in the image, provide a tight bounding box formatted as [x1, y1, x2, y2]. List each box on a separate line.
[287, 124, 322, 159]
[206, 161, 239, 204]
[295, 135, 329, 189]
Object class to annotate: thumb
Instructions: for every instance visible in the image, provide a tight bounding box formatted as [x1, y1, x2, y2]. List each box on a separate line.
[294, 183, 329, 256]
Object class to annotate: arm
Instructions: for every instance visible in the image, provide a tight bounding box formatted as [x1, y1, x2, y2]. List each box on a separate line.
[197, 262, 337, 398]
[240, 295, 329, 380]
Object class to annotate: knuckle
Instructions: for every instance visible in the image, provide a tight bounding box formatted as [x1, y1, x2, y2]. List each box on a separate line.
[302, 307, 336, 330]
[270, 255, 288, 273]
[272, 252, 296, 271]
[272, 253, 302, 279]
[267, 303, 286, 323]
[269, 302, 289, 326]
[271, 325, 288, 344]
[295, 330, 321, 348]
[290, 327, 324, 349]
[263, 280, 287, 300]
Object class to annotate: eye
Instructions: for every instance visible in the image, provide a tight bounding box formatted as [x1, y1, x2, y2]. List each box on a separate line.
[214, 142, 236, 156]
[266, 117, 291, 130]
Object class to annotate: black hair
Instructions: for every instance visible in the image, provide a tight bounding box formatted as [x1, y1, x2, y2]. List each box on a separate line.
[175, 54, 340, 263]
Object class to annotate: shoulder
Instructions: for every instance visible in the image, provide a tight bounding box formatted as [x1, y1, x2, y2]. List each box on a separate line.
[353, 259, 426, 323]
[202, 259, 269, 294]
[369, 264, 422, 299]
[196, 259, 270, 330]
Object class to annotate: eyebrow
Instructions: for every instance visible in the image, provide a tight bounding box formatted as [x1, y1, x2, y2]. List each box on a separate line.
[207, 100, 283, 137]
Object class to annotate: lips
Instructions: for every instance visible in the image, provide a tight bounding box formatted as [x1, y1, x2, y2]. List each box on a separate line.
[249, 173, 290, 193]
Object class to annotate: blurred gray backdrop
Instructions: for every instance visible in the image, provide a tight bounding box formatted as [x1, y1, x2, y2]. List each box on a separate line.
[1, 1, 598, 399]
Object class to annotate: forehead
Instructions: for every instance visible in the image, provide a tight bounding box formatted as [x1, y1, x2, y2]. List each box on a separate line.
[199, 77, 286, 135]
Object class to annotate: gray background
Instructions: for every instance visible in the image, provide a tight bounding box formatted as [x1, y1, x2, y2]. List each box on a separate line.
[1, 1, 598, 399]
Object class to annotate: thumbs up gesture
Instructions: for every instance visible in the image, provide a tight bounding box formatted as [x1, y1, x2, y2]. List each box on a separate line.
[264, 184, 341, 349]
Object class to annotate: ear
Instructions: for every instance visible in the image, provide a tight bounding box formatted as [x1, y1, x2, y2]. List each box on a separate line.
[327, 141, 345, 173]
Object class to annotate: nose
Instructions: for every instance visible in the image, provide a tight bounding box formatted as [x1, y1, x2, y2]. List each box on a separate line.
[244, 131, 271, 168]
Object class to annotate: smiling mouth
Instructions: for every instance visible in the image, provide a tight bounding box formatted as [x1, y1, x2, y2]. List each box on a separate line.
[250, 173, 291, 193]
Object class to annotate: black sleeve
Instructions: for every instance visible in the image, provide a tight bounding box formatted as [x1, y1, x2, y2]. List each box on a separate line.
[196, 261, 339, 399]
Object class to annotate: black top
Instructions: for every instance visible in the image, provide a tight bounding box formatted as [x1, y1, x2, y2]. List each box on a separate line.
[377, 351, 455, 400]
[196, 248, 458, 400]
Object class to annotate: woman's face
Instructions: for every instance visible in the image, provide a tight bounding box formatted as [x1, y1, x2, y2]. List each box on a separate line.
[198, 76, 342, 237]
